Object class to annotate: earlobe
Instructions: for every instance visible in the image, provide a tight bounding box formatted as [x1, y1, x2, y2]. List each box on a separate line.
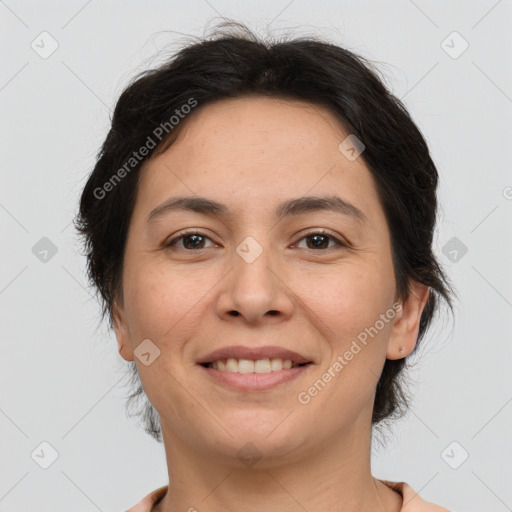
[112, 302, 135, 362]
[386, 281, 430, 360]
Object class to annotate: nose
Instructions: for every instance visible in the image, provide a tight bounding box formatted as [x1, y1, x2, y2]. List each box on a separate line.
[215, 241, 294, 325]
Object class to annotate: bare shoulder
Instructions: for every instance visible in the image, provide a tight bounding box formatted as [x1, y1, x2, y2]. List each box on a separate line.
[379, 479, 454, 512]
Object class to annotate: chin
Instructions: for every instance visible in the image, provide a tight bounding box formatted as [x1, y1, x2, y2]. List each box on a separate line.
[203, 419, 310, 464]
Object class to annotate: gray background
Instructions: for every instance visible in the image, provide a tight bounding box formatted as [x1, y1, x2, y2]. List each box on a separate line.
[1, 1, 511, 511]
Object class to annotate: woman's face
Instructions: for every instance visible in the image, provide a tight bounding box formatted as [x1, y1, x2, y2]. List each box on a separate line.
[113, 96, 425, 465]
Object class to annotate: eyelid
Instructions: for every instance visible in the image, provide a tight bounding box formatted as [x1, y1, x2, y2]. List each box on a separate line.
[164, 229, 217, 249]
[292, 228, 348, 248]
[164, 228, 348, 250]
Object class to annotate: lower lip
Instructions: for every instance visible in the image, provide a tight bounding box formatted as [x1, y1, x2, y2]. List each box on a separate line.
[198, 364, 313, 391]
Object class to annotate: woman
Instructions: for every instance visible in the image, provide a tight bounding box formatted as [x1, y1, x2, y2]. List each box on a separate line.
[75, 21, 456, 512]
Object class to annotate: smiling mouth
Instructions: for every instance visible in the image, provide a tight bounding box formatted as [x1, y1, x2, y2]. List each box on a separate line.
[200, 358, 312, 373]
[198, 357, 314, 391]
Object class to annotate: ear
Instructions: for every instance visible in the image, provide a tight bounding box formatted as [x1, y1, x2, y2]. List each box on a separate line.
[112, 300, 135, 362]
[386, 280, 430, 360]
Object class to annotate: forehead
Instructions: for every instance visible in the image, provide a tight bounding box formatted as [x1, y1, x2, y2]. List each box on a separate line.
[135, 95, 382, 228]
[153, 95, 352, 168]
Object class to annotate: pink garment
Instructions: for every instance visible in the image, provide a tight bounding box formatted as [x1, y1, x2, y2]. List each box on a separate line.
[125, 479, 453, 511]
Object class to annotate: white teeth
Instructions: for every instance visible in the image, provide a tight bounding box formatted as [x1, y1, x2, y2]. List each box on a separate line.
[255, 359, 271, 373]
[238, 359, 254, 374]
[207, 357, 299, 373]
[225, 358, 239, 372]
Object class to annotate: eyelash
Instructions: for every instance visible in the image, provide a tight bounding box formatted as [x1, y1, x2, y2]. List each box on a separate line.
[164, 229, 347, 251]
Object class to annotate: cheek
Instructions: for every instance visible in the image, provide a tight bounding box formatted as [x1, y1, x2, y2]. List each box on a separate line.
[306, 263, 393, 340]
[123, 260, 215, 345]
[309, 269, 395, 410]
[121, 265, 208, 410]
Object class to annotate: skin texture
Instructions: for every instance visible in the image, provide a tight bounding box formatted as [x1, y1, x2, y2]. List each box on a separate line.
[113, 96, 430, 512]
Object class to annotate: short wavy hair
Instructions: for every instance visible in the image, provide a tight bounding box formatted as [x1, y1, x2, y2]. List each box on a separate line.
[74, 21, 456, 442]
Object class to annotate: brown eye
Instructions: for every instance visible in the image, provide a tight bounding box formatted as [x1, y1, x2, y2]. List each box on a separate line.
[294, 231, 346, 250]
[165, 231, 215, 250]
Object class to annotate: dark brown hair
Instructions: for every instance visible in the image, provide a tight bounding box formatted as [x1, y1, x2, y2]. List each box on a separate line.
[74, 21, 456, 441]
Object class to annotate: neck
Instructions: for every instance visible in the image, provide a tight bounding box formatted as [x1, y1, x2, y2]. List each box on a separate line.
[153, 413, 402, 512]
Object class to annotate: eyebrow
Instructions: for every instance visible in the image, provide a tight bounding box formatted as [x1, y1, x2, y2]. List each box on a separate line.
[146, 195, 368, 225]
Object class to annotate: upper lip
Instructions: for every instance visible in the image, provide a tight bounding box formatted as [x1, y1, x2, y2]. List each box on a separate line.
[197, 345, 313, 365]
